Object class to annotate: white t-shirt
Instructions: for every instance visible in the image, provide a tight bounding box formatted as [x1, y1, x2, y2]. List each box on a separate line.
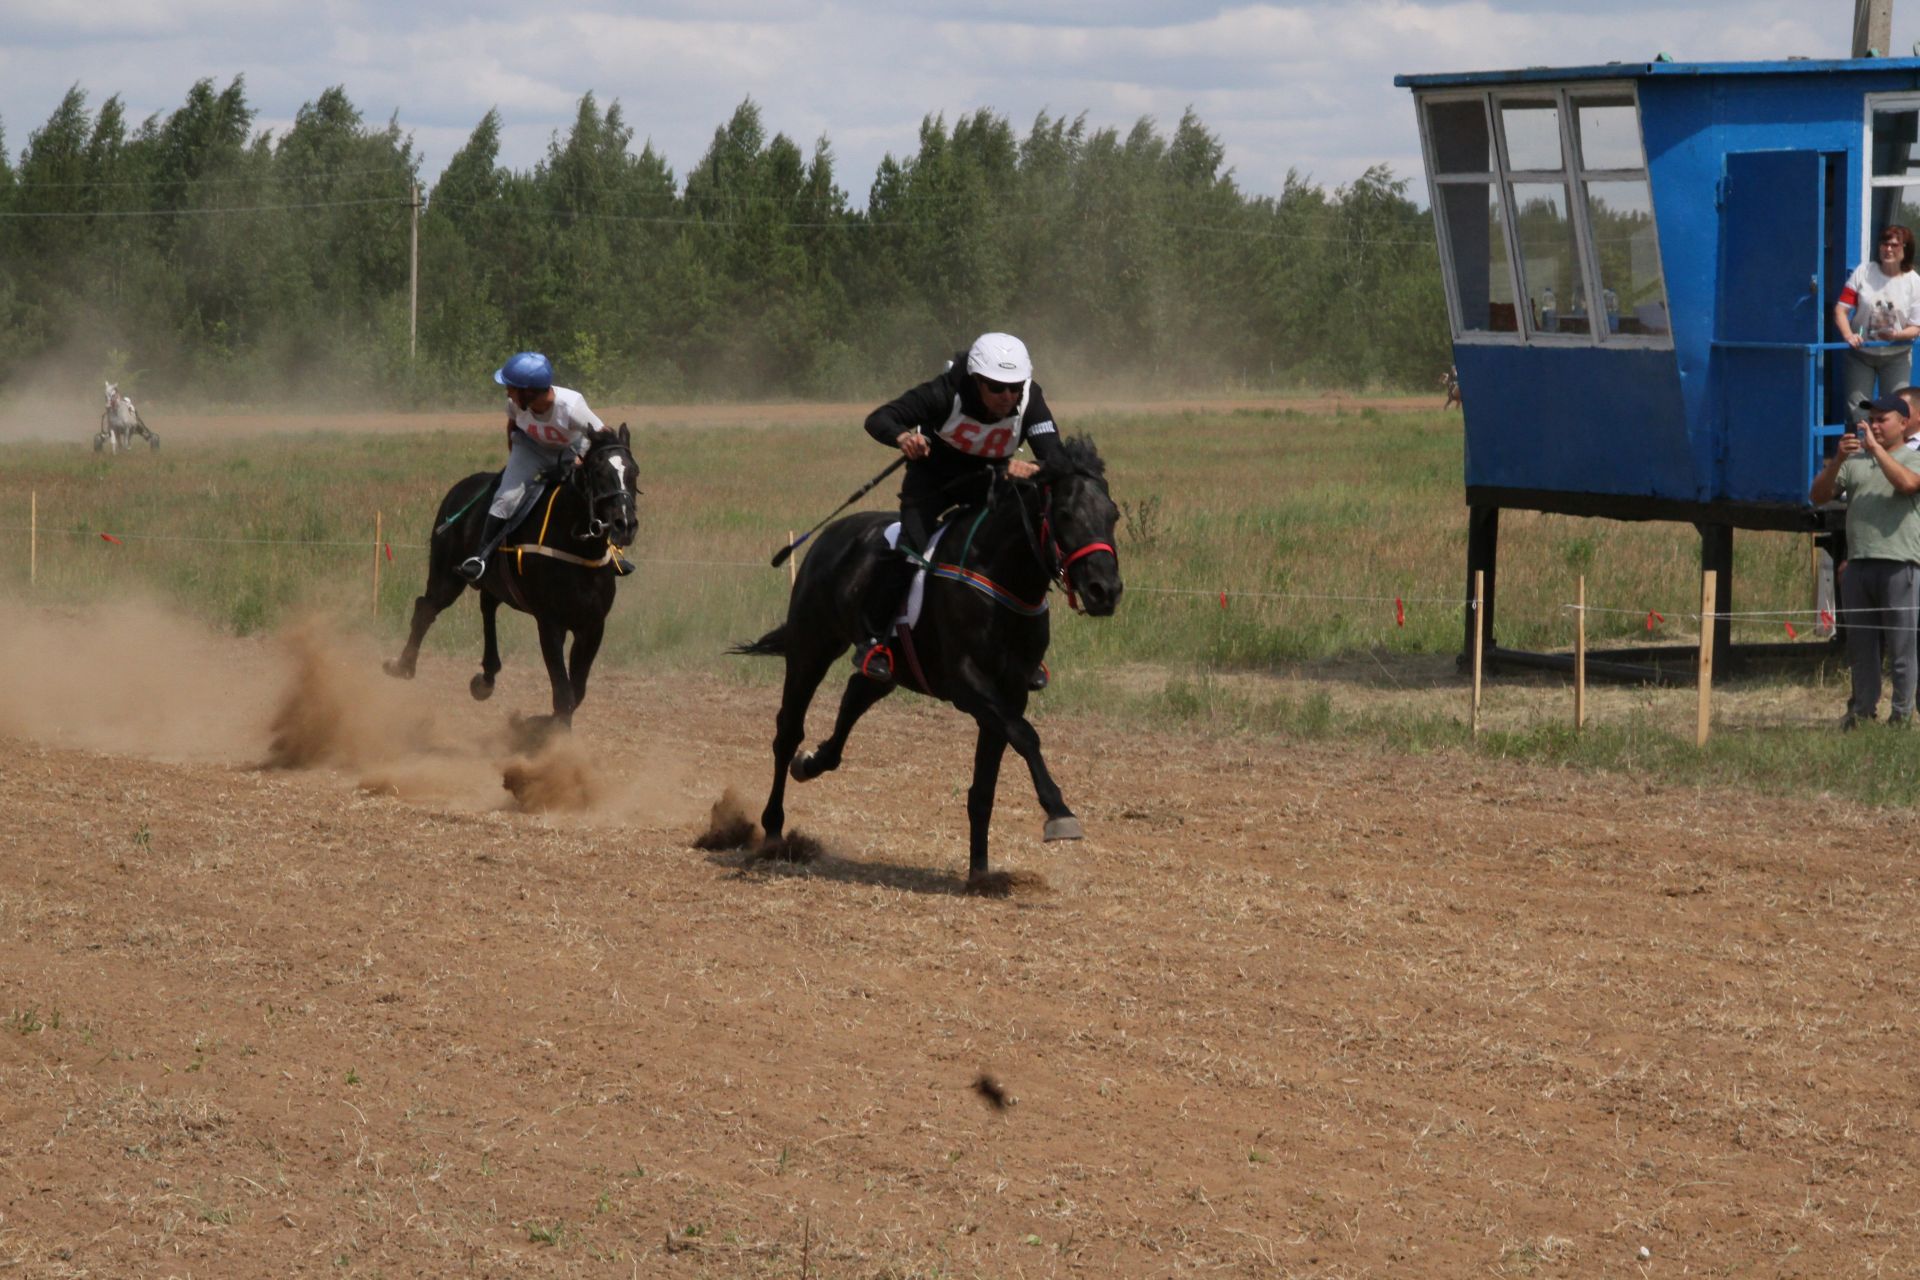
[506, 386, 606, 454]
[1840, 263, 1920, 340]
[506, 385, 602, 454]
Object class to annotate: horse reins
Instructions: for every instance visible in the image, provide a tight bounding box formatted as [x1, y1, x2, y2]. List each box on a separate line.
[501, 445, 638, 574]
[934, 470, 1114, 616]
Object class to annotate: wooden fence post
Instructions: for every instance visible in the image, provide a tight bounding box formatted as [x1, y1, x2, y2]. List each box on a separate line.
[1697, 568, 1717, 748]
[1574, 575, 1586, 731]
[373, 511, 383, 615]
[1471, 569, 1485, 738]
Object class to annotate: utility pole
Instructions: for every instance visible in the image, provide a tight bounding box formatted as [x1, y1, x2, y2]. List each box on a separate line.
[408, 180, 420, 362]
[1855, 0, 1893, 56]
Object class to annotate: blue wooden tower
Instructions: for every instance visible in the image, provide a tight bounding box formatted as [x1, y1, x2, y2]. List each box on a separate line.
[1397, 56, 1920, 671]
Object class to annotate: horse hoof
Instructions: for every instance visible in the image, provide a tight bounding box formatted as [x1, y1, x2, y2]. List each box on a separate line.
[469, 674, 495, 701]
[382, 659, 413, 680]
[1042, 816, 1084, 842]
[789, 751, 825, 782]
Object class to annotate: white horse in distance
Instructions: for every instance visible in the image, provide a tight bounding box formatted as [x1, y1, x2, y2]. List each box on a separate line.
[96, 382, 159, 453]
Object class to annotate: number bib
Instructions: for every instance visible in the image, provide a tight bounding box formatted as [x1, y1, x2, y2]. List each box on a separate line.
[507, 387, 604, 451]
[934, 391, 1026, 459]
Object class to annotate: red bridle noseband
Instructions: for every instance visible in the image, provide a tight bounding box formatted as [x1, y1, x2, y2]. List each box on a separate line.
[1039, 490, 1117, 614]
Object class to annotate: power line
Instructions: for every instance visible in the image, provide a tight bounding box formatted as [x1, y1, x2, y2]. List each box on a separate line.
[0, 195, 412, 220]
[4, 165, 413, 190]
[423, 195, 1437, 245]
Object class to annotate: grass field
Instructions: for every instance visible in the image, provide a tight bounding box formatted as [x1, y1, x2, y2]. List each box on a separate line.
[4, 403, 1913, 801]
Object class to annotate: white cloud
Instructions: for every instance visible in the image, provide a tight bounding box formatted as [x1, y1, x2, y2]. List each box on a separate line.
[0, 0, 1905, 206]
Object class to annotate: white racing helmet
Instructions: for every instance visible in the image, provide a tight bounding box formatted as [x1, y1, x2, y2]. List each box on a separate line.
[966, 332, 1032, 385]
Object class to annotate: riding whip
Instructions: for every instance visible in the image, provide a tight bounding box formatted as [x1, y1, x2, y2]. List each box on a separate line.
[771, 455, 907, 567]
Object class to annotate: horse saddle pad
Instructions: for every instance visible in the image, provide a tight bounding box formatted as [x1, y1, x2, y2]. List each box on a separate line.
[880, 519, 953, 630]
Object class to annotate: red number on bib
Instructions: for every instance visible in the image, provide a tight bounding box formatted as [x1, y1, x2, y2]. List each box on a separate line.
[980, 427, 1014, 457]
[949, 419, 984, 450]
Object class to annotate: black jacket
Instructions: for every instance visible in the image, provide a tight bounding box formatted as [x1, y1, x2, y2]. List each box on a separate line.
[865, 353, 1067, 497]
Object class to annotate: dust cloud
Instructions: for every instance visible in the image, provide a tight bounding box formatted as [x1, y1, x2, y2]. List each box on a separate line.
[0, 598, 279, 761]
[501, 741, 604, 812]
[266, 621, 438, 769]
[1, 598, 706, 826]
[693, 785, 761, 849]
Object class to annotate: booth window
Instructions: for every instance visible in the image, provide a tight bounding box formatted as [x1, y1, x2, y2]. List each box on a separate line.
[1870, 100, 1920, 234]
[1422, 84, 1670, 346]
[1425, 96, 1520, 335]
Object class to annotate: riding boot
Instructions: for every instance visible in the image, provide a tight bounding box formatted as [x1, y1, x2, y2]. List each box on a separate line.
[457, 514, 510, 583]
[854, 553, 917, 682]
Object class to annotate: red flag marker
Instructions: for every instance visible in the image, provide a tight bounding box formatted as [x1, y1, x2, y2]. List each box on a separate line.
[1395, 596, 1405, 627]
[1219, 590, 1227, 610]
[1645, 609, 1664, 631]
[99, 532, 121, 545]
[383, 542, 393, 562]
[1785, 620, 1798, 639]
[1820, 607, 1835, 630]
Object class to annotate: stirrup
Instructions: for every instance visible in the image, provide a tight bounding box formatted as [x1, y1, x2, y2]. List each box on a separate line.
[456, 555, 487, 583]
[855, 641, 895, 683]
[1027, 661, 1049, 692]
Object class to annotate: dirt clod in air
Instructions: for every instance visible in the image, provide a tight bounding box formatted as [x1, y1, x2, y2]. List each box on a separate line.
[973, 1073, 1017, 1111]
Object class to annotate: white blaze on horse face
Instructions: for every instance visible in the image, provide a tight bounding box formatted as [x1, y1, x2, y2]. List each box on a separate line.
[609, 455, 628, 491]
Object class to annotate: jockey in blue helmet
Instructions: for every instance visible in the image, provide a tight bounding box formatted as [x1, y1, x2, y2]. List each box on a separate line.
[457, 352, 615, 582]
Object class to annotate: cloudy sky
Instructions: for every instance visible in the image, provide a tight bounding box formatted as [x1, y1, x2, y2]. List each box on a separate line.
[0, 2, 1912, 204]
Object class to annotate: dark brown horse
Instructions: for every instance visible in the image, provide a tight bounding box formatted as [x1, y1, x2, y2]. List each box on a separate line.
[384, 426, 639, 733]
[732, 436, 1122, 885]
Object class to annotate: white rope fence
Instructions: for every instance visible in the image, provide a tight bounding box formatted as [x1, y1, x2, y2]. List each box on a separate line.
[14, 496, 1873, 744]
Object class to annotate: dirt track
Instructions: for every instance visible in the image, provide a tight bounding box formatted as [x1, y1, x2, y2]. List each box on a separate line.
[3, 609, 1917, 1276]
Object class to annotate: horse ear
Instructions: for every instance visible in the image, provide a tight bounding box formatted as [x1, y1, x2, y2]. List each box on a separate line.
[617, 422, 630, 445]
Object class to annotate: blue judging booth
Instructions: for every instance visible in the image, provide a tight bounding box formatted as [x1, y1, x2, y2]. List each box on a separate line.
[1397, 56, 1920, 673]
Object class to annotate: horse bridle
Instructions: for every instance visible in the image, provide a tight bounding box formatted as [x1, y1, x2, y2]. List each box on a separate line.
[570, 445, 638, 542]
[1023, 472, 1117, 615]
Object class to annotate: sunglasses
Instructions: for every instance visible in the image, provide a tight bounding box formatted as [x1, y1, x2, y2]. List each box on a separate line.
[978, 376, 1024, 395]
[1882, 239, 1906, 248]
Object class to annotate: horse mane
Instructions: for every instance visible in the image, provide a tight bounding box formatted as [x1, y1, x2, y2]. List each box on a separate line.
[1051, 435, 1105, 481]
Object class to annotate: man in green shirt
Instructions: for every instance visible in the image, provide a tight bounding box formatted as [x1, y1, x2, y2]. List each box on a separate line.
[1812, 395, 1920, 728]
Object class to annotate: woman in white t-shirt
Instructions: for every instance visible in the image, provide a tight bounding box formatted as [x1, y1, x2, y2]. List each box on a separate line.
[1836, 225, 1920, 423]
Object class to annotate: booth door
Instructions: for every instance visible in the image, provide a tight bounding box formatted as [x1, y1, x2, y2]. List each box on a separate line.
[1717, 150, 1827, 504]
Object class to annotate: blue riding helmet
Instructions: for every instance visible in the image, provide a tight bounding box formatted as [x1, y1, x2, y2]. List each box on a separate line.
[494, 352, 554, 390]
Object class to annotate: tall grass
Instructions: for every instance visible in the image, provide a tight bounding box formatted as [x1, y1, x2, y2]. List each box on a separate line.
[3, 404, 1882, 798]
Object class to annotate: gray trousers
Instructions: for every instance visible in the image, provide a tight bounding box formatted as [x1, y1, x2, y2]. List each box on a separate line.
[488, 438, 566, 519]
[1841, 558, 1920, 718]
[1840, 346, 1914, 422]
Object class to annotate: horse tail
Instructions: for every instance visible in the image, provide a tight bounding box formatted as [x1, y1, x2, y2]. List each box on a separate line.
[728, 625, 788, 657]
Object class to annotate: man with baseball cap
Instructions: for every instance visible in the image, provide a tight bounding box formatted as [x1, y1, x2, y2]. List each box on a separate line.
[853, 333, 1068, 685]
[1812, 393, 1920, 727]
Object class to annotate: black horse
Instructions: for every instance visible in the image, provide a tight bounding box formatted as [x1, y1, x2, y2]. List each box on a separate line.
[384, 426, 640, 732]
[733, 436, 1122, 885]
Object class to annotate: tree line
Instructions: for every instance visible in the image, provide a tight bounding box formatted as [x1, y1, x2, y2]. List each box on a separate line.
[0, 78, 1450, 405]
